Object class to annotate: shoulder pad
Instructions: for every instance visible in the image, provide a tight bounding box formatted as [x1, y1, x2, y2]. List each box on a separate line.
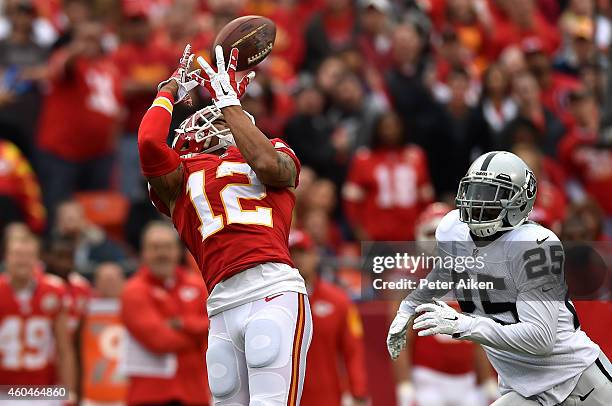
[68, 272, 91, 287]
[42, 273, 66, 288]
[435, 209, 467, 242]
[505, 222, 560, 244]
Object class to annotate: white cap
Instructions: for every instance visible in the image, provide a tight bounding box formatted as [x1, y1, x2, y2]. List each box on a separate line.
[362, 0, 391, 13]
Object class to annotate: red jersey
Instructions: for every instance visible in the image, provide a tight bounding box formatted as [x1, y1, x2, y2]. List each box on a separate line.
[112, 42, 174, 133]
[410, 330, 477, 374]
[343, 146, 433, 241]
[529, 180, 567, 232]
[0, 273, 67, 385]
[150, 139, 300, 292]
[37, 50, 122, 161]
[301, 278, 368, 406]
[559, 128, 612, 215]
[65, 272, 92, 333]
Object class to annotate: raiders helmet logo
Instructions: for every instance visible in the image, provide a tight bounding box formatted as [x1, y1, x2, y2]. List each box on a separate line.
[525, 170, 537, 199]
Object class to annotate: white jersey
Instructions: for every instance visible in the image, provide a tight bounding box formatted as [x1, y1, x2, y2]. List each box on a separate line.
[401, 210, 600, 405]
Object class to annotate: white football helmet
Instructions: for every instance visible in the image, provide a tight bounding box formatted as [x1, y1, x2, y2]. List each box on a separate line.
[172, 105, 255, 157]
[456, 151, 537, 237]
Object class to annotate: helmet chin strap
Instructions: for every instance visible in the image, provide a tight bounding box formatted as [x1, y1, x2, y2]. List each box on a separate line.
[468, 220, 503, 237]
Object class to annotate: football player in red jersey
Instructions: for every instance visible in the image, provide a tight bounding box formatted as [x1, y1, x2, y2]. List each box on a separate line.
[137, 45, 312, 405]
[0, 230, 76, 403]
[43, 236, 92, 334]
[342, 111, 433, 241]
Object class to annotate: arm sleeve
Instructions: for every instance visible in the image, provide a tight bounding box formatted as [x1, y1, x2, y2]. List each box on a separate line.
[454, 287, 559, 356]
[120, 285, 194, 354]
[137, 91, 181, 178]
[340, 303, 368, 399]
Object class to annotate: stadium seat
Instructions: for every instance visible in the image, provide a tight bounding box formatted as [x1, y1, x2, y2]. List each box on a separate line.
[74, 191, 129, 242]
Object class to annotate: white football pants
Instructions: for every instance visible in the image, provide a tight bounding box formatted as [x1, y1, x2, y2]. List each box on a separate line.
[207, 292, 312, 406]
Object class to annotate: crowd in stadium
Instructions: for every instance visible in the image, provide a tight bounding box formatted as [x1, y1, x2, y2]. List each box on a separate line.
[0, 0, 611, 405]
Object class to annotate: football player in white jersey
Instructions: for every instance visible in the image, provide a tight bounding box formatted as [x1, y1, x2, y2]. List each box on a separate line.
[387, 151, 612, 405]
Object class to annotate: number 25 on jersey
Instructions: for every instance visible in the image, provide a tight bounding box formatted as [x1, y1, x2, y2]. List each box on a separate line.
[187, 161, 273, 241]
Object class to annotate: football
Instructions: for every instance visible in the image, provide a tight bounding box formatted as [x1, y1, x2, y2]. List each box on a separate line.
[212, 15, 276, 71]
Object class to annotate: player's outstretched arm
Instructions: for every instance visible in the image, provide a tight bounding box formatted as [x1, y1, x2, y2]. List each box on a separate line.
[412, 290, 560, 356]
[138, 44, 198, 210]
[193, 46, 297, 188]
[138, 82, 184, 210]
[224, 105, 297, 187]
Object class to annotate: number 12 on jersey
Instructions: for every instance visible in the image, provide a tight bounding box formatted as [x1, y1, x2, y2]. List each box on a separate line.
[187, 162, 273, 241]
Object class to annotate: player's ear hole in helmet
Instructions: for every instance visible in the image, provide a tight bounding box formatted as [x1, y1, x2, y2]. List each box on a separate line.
[172, 105, 255, 157]
[456, 151, 537, 237]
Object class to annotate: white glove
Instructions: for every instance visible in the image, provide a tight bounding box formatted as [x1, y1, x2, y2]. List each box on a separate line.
[396, 381, 415, 406]
[157, 44, 199, 104]
[387, 310, 414, 360]
[193, 45, 255, 109]
[413, 300, 472, 337]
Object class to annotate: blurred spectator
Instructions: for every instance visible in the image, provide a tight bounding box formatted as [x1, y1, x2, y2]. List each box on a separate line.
[284, 85, 343, 182]
[50, 0, 91, 51]
[43, 234, 92, 333]
[121, 221, 210, 406]
[385, 22, 429, 121]
[0, 0, 58, 47]
[514, 142, 567, 234]
[432, 29, 480, 99]
[343, 111, 433, 240]
[498, 45, 528, 77]
[36, 19, 122, 221]
[0, 140, 46, 233]
[429, 0, 493, 73]
[438, 68, 491, 188]
[0, 0, 49, 158]
[81, 262, 127, 406]
[390, 203, 498, 406]
[299, 178, 345, 253]
[503, 72, 565, 156]
[303, 0, 359, 71]
[488, 0, 560, 58]
[315, 55, 347, 102]
[327, 72, 387, 153]
[357, 0, 394, 73]
[522, 37, 580, 126]
[470, 63, 517, 147]
[113, 14, 173, 201]
[290, 229, 368, 406]
[559, 90, 612, 222]
[561, 199, 607, 241]
[554, 14, 605, 77]
[94, 261, 125, 298]
[0, 232, 76, 395]
[55, 200, 127, 274]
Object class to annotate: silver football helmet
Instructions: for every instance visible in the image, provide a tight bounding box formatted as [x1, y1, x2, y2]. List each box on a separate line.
[456, 151, 537, 237]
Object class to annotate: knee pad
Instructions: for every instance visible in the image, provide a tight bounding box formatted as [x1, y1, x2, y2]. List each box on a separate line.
[245, 318, 282, 368]
[206, 339, 240, 398]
